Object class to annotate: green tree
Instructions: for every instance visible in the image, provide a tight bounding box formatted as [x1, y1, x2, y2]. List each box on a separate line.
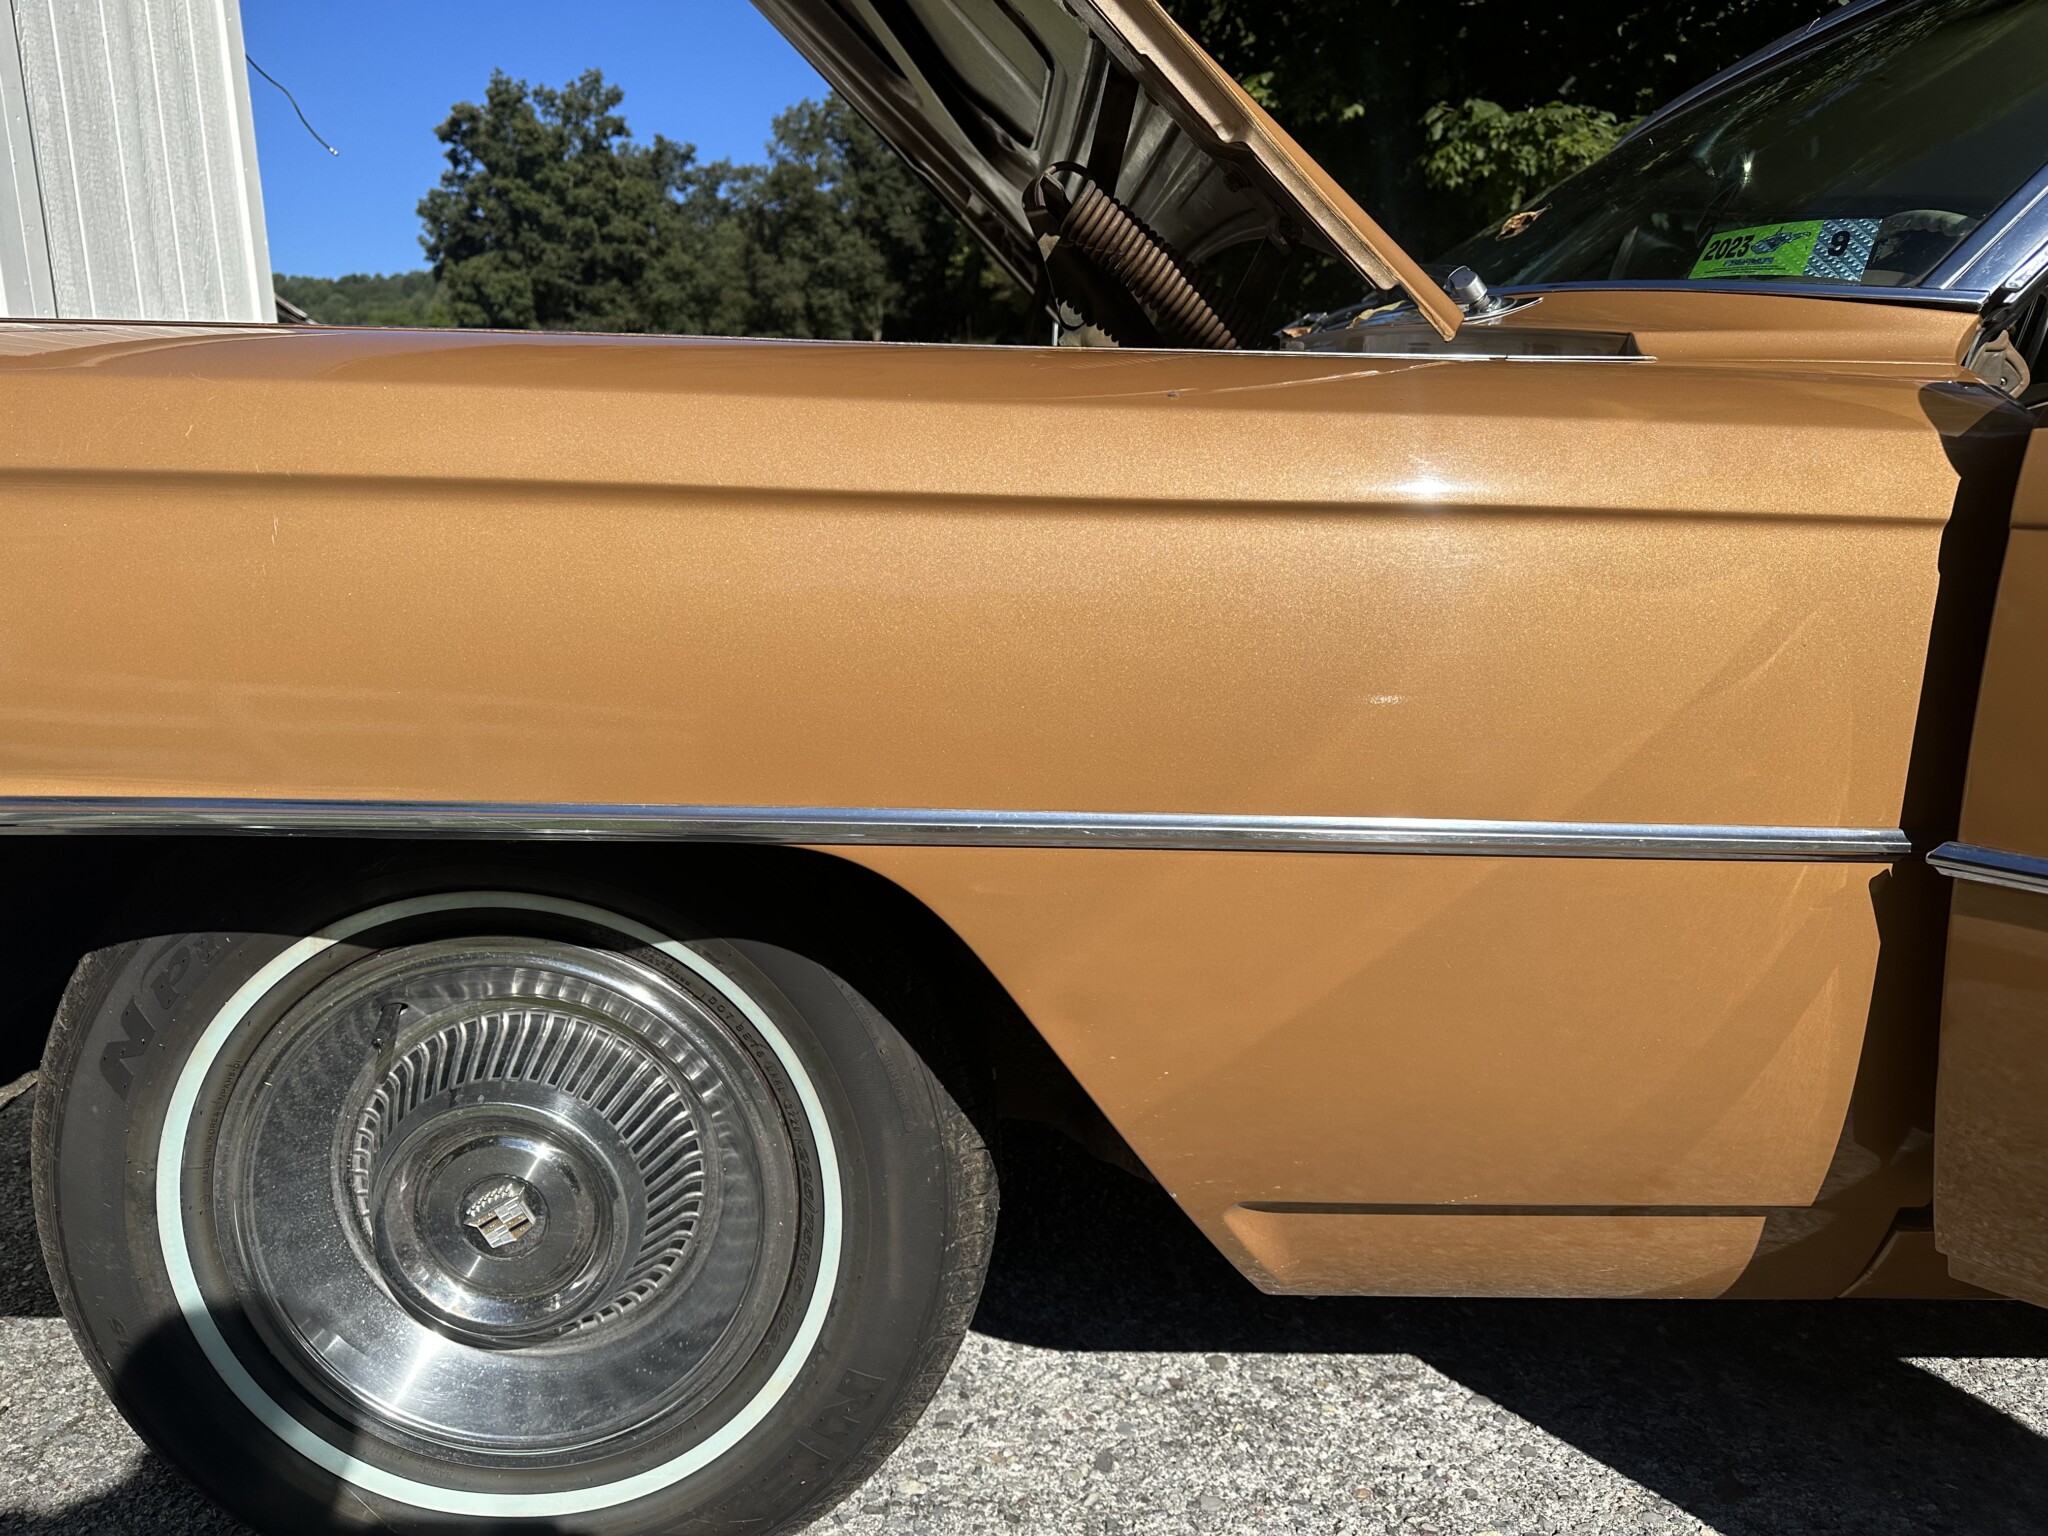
[1168, 0, 1849, 264]
[417, 69, 734, 332]
[273, 270, 451, 327]
[725, 99, 898, 340]
[413, 74, 1033, 343]
[728, 95, 1032, 343]
[1420, 99, 1632, 236]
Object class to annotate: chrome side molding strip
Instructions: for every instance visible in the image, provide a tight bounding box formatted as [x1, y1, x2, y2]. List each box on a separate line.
[0, 796, 1913, 860]
[1928, 841, 2048, 896]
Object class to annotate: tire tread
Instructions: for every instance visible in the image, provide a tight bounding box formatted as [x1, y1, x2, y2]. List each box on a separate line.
[777, 986, 997, 1533]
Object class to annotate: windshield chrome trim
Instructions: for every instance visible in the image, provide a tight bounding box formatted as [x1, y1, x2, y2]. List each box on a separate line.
[1313, 281, 1979, 340]
[1929, 841, 2048, 896]
[1928, 160, 2048, 296]
[1488, 279, 1984, 309]
[0, 796, 1912, 860]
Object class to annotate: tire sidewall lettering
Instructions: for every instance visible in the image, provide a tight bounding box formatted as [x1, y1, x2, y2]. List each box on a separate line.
[95, 934, 237, 1102]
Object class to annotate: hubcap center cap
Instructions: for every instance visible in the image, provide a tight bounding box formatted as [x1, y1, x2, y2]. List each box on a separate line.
[461, 1176, 545, 1252]
[366, 1104, 634, 1347]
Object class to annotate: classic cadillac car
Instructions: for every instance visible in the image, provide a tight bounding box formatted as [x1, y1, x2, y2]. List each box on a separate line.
[10, 0, 2048, 1529]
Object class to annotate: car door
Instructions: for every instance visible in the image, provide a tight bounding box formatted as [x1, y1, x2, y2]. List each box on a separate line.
[1932, 422, 2048, 1304]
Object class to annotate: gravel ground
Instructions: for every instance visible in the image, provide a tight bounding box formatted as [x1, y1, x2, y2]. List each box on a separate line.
[6, 1077, 2048, 1535]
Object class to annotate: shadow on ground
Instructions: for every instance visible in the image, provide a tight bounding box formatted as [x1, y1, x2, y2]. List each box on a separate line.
[978, 1123, 2048, 1536]
[0, 1078, 53, 1319]
[0, 1460, 243, 1536]
[6, 1090, 2048, 1534]
[0, 1085, 247, 1535]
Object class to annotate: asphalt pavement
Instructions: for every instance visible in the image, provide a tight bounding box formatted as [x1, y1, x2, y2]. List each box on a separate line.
[6, 1073, 2048, 1535]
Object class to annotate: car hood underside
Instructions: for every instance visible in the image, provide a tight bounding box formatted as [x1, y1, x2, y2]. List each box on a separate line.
[749, 0, 1459, 342]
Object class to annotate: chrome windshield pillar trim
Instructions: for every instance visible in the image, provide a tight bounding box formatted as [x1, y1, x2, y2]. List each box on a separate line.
[1930, 161, 2048, 296]
[0, 797, 1912, 860]
[1928, 841, 2048, 896]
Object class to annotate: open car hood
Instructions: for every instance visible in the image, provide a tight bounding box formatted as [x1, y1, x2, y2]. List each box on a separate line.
[749, 0, 1461, 342]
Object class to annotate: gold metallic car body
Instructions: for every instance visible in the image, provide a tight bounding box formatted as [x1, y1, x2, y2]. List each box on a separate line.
[0, 283, 2021, 1299]
[1931, 442, 2048, 1307]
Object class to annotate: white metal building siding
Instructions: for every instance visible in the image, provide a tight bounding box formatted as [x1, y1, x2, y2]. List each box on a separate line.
[0, 0, 272, 321]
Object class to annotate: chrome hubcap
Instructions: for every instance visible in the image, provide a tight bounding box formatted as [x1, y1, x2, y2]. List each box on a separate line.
[349, 1003, 712, 1347]
[211, 934, 812, 1455]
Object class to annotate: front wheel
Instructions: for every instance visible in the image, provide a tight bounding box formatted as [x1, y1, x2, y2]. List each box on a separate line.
[33, 870, 994, 1534]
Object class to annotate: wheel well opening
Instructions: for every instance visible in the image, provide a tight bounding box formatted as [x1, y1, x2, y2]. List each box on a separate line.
[0, 835, 1141, 1172]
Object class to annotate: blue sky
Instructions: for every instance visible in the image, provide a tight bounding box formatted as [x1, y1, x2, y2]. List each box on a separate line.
[240, 1, 827, 277]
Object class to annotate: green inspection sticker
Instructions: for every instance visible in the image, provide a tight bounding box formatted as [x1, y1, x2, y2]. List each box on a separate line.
[1690, 217, 1881, 281]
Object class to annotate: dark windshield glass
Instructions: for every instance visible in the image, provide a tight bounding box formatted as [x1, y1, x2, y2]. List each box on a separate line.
[1440, 0, 2048, 290]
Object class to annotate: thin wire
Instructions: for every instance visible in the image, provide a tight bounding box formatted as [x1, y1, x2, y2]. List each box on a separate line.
[245, 55, 339, 156]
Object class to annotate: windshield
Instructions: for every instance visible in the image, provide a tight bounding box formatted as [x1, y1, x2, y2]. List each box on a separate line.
[1440, 0, 2048, 291]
